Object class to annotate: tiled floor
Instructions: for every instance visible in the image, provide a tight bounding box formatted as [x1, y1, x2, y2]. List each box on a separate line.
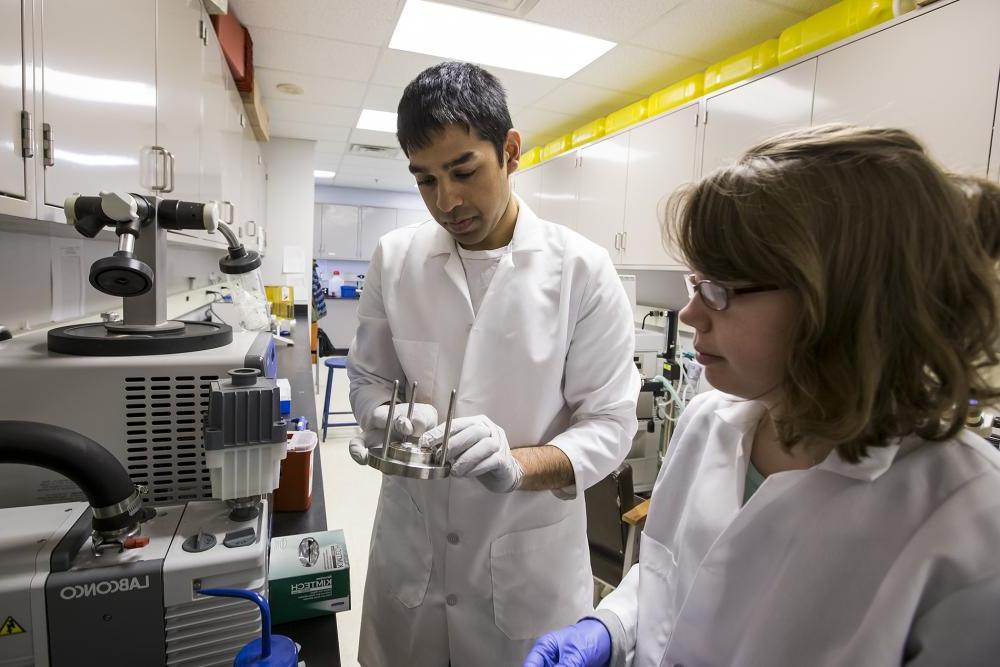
[314, 361, 379, 667]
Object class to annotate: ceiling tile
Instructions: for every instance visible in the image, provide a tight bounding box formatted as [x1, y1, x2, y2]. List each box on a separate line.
[250, 27, 380, 82]
[230, 0, 401, 47]
[256, 68, 368, 107]
[494, 69, 565, 110]
[349, 127, 402, 149]
[269, 120, 351, 142]
[363, 84, 405, 113]
[525, 0, 683, 42]
[532, 82, 636, 121]
[628, 0, 804, 64]
[757, 0, 840, 16]
[266, 99, 359, 127]
[315, 141, 348, 155]
[572, 44, 708, 97]
[371, 49, 448, 88]
[514, 107, 581, 147]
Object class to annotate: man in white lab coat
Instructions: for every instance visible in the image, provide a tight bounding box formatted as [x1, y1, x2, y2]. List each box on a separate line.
[346, 61, 640, 666]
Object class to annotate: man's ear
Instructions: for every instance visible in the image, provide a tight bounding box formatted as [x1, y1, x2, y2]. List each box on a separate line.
[504, 129, 522, 176]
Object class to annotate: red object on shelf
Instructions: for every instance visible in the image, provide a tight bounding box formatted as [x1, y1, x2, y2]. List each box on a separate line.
[211, 13, 254, 93]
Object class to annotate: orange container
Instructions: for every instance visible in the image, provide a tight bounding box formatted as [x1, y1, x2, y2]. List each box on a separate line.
[274, 430, 318, 512]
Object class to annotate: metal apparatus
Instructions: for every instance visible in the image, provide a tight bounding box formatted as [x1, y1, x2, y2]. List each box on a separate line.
[367, 381, 456, 480]
[0, 421, 269, 666]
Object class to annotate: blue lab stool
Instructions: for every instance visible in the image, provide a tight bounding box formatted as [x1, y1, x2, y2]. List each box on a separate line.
[322, 357, 357, 441]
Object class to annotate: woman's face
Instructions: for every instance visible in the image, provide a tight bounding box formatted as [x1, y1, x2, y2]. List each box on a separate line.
[680, 273, 798, 400]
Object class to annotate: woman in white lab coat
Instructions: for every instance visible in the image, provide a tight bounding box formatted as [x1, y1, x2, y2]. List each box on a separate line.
[525, 124, 1000, 667]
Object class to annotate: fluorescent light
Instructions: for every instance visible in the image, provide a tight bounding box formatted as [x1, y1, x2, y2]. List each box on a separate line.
[314, 170, 336, 179]
[390, 0, 615, 79]
[357, 109, 398, 134]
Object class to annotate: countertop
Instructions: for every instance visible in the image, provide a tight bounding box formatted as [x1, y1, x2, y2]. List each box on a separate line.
[271, 307, 341, 665]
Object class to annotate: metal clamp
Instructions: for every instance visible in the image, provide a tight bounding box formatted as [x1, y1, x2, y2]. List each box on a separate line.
[91, 486, 143, 520]
[367, 381, 456, 480]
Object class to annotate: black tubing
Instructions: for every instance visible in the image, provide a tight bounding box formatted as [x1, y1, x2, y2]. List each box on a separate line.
[0, 421, 135, 509]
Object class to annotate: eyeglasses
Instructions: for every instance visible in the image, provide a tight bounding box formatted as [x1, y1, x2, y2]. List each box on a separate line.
[685, 274, 781, 311]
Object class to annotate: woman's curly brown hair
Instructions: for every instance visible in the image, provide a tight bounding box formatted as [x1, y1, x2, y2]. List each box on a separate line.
[665, 124, 1000, 461]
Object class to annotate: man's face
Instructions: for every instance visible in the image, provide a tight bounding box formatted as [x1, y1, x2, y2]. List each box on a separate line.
[408, 124, 520, 250]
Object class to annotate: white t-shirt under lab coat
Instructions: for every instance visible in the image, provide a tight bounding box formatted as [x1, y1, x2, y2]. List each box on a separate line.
[595, 390, 1000, 667]
[457, 243, 511, 315]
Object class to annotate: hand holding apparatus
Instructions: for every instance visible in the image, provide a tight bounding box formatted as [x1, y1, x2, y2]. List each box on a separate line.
[420, 415, 524, 493]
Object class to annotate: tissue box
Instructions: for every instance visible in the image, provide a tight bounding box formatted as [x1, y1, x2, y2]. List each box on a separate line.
[269, 529, 351, 625]
[276, 378, 291, 415]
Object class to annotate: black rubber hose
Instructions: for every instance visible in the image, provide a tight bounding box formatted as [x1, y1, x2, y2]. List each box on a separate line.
[0, 421, 135, 509]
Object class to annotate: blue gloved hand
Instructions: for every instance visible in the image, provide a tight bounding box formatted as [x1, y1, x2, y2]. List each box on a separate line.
[523, 619, 612, 667]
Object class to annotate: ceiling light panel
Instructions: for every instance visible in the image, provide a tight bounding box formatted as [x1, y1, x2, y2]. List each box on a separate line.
[389, 0, 616, 79]
[314, 170, 336, 179]
[357, 109, 399, 133]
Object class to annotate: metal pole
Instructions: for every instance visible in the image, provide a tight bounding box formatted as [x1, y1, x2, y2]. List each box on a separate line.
[439, 389, 457, 466]
[382, 380, 399, 452]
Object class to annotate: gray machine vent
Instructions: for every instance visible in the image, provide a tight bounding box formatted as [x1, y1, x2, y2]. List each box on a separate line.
[348, 143, 401, 159]
[122, 375, 218, 504]
[164, 583, 264, 665]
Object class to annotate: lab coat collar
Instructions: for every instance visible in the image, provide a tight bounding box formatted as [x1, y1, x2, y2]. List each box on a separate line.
[428, 194, 546, 257]
[714, 395, 900, 482]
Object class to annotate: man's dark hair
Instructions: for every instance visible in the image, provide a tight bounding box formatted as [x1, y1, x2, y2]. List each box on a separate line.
[397, 61, 513, 162]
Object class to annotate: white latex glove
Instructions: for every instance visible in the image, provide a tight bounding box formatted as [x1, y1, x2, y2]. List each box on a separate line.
[419, 416, 524, 493]
[348, 427, 385, 466]
[350, 402, 439, 467]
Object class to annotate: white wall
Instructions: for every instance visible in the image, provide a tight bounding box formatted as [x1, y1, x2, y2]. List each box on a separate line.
[263, 138, 317, 303]
[316, 185, 426, 211]
[0, 222, 222, 333]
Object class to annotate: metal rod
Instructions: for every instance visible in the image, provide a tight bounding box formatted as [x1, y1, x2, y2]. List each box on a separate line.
[439, 389, 457, 466]
[382, 380, 399, 451]
[406, 381, 417, 421]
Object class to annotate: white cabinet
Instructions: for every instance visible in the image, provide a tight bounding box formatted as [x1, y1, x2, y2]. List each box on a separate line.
[0, 0, 35, 219]
[536, 152, 579, 230]
[239, 127, 266, 253]
[359, 206, 397, 261]
[313, 205, 323, 257]
[576, 134, 629, 259]
[319, 204, 360, 259]
[622, 104, 700, 268]
[36, 0, 157, 220]
[200, 19, 228, 216]
[154, 0, 203, 203]
[701, 59, 817, 174]
[513, 164, 542, 215]
[396, 208, 431, 228]
[813, 0, 1000, 176]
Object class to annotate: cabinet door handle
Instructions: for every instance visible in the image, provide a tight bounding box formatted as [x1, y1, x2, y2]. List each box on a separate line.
[622, 231, 628, 252]
[151, 146, 168, 191]
[42, 123, 54, 167]
[613, 232, 620, 250]
[164, 151, 176, 193]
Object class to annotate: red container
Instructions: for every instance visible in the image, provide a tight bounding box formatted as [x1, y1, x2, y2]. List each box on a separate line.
[274, 431, 318, 512]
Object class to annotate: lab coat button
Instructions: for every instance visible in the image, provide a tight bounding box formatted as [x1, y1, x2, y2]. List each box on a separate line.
[447, 532, 459, 545]
[446, 594, 458, 606]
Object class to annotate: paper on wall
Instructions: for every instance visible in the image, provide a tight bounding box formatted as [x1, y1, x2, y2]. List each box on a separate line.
[50, 238, 85, 322]
[282, 245, 305, 274]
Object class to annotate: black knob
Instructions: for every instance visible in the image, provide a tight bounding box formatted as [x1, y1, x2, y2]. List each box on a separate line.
[89, 253, 153, 297]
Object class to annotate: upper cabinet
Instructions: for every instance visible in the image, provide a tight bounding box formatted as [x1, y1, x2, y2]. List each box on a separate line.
[0, 0, 34, 219]
[35, 0, 158, 221]
[812, 0, 1000, 176]
[622, 104, 700, 268]
[535, 151, 579, 231]
[318, 204, 360, 260]
[154, 0, 203, 204]
[396, 208, 431, 228]
[700, 58, 817, 174]
[512, 163, 542, 216]
[576, 133, 629, 259]
[359, 206, 398, 261]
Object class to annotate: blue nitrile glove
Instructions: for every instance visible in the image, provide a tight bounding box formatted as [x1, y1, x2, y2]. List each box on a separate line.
[523, 619, 612, 667]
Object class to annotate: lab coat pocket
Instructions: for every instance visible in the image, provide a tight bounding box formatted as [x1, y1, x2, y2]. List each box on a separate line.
[372, 479, 433, 609]
[392, 338, 439, 401]
[635, 531, 678, 662]
[490, 513, 592, 641]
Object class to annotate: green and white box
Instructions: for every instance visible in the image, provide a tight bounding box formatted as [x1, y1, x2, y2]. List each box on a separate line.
[269, 529, 350, 625]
